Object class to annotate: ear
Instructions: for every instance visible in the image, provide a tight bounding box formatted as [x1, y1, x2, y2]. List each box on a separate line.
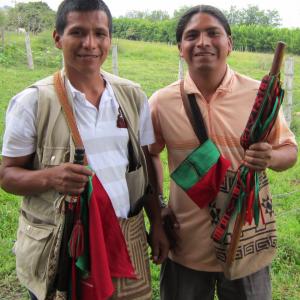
[178, 43, 183, 57]
[53, 30, 62, 49]
[227, 36, 233, 56]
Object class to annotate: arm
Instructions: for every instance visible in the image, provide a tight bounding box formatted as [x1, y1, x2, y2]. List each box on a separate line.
[0, 154, 93, 196]
[150, 153, 164, 195]
[142, 146, 169, 264]
[149, 151, 180, 250]
[244, 142, 298, 172]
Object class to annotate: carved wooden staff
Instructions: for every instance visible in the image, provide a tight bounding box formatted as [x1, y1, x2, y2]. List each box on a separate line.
[226, 41, 286, 266]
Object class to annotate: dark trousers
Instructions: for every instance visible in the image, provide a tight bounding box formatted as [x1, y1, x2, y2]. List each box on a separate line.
[28, 290, 38, 300]
[161, 258, 271, 300]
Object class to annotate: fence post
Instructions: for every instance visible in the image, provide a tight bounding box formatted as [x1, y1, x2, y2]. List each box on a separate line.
[178, 57, 184, 80]
[25, 31, 34, 70]
[112, 44, 118, 76]
[1, 28, 4, 48]
[283, 57, 294, 127]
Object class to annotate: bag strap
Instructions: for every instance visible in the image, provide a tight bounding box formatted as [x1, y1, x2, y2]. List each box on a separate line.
[53, 71, 87, 164]
[179, 80, 208, 143]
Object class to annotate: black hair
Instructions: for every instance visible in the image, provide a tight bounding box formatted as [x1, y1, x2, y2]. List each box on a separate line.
[55, 0, 112, 36]
[176, 5, 231, 43]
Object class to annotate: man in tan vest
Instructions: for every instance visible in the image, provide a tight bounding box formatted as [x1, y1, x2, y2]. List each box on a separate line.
[0, 0, 169, 299]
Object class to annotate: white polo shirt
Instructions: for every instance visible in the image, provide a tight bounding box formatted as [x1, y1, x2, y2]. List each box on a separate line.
[2, 76, 154, 218]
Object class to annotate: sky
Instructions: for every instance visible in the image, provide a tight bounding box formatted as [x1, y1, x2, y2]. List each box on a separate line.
[0, 0, 299, 28]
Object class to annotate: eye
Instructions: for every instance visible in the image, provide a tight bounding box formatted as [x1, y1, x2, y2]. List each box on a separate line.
[207, 29, 221, 37]
[184, 32, 198, 41]
[96, 32, 105, 37]
[70, 30, 82, 36]
[95, 30, 108, 38]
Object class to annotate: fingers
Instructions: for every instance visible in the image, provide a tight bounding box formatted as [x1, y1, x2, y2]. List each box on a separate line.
[162, 207, 180, 229]
[168, 210, 180, 229]
[151, 241, 160, 264]
[151, 230, 170, 265]
[244, 142, 272, 171]
[248, 142, 272, 151]
[152, 240, 169, 265]
[149, 221, 170, 265]
[49, 163, 93, 194]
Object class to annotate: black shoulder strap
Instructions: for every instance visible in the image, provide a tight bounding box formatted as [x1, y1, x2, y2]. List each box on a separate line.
[180, 80, 208, 143]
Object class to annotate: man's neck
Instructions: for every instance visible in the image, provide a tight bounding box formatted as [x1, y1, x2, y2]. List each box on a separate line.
[189, 65, 227, 101]
[66, 70, 105, 108]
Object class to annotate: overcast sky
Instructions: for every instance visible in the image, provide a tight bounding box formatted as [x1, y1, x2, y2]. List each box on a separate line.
[0, 0, 299, 28]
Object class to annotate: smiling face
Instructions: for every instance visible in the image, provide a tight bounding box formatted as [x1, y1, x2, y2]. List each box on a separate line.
[179, 12, 232, 77]
[53, 10, 111, 79]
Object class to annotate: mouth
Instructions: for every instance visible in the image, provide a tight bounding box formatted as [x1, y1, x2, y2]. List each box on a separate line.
[77, 54, 100, 58]
[194, 52, 215, 57]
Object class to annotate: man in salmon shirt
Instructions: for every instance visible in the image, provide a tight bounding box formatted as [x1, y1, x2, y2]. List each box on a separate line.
[149, 5, 297, 300]
[0, 0, 168, 299]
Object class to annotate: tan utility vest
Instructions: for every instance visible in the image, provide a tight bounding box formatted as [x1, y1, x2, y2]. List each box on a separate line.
[15, 71, 149, 299]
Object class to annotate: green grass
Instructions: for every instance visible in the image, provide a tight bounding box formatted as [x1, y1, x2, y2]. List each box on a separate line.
[0, 32, 300, 299]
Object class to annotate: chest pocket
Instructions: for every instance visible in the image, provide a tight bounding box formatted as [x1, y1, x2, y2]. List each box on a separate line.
[40, 147, 70, 167]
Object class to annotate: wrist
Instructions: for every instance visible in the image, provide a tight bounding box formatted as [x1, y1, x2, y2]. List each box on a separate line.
[158, 194, 167, 208]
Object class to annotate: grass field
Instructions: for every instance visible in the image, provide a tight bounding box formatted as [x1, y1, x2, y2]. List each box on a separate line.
[0, 32, 300, 299]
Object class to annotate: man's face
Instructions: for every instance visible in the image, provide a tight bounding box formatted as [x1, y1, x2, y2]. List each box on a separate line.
[179, 12, 232, 75]
[53, 10, 111, 77]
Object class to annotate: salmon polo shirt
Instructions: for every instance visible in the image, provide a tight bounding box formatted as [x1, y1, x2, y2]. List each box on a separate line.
[149, 66, 297, 272]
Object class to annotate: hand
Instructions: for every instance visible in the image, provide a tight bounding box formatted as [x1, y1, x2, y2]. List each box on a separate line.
[47, 163, 93, 194]
[148, 221, 170, 265]
[161, 207, 180, 251]
[243, 142, 273, 171]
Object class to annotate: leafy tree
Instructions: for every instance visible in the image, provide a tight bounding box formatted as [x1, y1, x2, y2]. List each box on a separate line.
[6, 1, 55, 33]
[124, 10, 148, 19]
[0, 9, 6, 47]
[124, 10, 169, 21]
[265, 10, 281, 27]
[145, 10, 169, 21]
[224, 6, 243, 26]
[0, 10, 7, 27]
[224, 5, 281, 27]
[173, 6, 193, 19]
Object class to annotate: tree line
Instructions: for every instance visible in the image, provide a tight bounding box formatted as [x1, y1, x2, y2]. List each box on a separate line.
[0, 3, 299, 54]
[113, 18, 300, 54]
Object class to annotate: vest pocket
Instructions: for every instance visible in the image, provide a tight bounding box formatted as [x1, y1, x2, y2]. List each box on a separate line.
[126, 166, 146, 216]
[41, 147, 70, 166]
[15, 214, 55, 280]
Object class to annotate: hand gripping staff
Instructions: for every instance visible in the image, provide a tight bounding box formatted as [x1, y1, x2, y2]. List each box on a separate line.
[56, 148, 85, 295]
[54, 71, 88, 299]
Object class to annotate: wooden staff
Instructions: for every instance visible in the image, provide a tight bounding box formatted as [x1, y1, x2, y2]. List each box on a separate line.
[56, 147, 85, 293]
[226, 41, 286, 267]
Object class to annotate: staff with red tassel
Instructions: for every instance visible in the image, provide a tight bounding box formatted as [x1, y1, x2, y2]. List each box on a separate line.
[226, 42, 286, 266]
[56, 147, 85, 298]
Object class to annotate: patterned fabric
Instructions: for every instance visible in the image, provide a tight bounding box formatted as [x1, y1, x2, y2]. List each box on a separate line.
[211, 72, 285, 269]
[111, 211, 152, 300]
[241, 75, 283, 149]
[209, 170, 276, 279]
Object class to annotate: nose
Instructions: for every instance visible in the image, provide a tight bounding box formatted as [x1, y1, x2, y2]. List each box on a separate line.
[82, 33, 97, 49]
[196, 32, 209, 47]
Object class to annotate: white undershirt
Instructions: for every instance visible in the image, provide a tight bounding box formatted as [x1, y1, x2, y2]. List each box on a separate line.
[2, 77, 154, 218]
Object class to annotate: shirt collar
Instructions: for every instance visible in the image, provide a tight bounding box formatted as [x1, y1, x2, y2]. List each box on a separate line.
[64, 73, 115, 104]
[184, 65, 234, 96]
